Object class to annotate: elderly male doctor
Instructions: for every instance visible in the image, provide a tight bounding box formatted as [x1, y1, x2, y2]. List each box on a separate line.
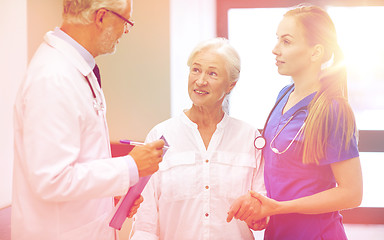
[12, 0, 165, 239]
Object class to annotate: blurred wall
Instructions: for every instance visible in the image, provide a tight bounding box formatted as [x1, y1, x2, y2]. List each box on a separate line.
[98, 0, 171, 143]
[27, 0, 170, 143]
[0, 0, 27, 209]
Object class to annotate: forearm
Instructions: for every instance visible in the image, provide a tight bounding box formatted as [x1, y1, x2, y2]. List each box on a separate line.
[32, 156, 131, 201]
[273, 157, 363, 215]
[276, 185, 362, 215]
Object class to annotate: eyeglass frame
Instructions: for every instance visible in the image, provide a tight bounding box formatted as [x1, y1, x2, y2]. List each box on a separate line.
[104, 9, 134, 32]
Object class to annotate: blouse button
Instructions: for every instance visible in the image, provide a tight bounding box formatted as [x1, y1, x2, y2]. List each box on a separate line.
[205, 159, 209, 163]
[205, 185, 209, 189]
[205, 213, 209, 217]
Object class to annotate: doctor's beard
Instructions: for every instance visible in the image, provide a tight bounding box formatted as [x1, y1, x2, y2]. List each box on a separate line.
[99, 25, 120, 56]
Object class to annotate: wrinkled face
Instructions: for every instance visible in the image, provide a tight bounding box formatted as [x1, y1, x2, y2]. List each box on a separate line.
[272, 16, 313, 77]
[188, 50, 235, 110]
[98, 0, 133, 55]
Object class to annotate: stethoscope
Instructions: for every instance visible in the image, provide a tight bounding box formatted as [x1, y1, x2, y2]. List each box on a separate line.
[254, 84, 308, 154]
[84, 75, 105, 116]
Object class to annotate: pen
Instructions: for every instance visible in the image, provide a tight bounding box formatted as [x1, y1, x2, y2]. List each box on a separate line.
[120, 139, 169, 149]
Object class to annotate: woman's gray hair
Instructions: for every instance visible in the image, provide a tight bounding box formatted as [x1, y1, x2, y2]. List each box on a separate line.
[187, 37, 241, 84]
[63, 0, 127, 24]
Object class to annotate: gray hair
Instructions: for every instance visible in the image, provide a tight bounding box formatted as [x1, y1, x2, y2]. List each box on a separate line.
[63, 0, 127, 24]
[187, 37, 241, 84]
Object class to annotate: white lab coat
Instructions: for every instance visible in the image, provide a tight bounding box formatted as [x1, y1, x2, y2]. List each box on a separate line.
[12, 31, 131, 240]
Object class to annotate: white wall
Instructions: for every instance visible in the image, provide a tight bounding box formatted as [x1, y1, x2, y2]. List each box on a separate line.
[0, 0, 27, 209]
[170, 0, 216, 116]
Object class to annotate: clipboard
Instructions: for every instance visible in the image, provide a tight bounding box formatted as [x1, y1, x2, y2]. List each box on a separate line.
[109, 136, 169, 230]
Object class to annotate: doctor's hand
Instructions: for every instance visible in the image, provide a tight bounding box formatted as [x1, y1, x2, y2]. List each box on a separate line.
[129, 139, 165, 177]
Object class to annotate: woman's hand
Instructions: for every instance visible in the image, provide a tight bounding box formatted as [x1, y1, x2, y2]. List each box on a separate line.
[248, 216, 269, 231]
[248, 191, 281, 219]
[227, 191, 263, 224]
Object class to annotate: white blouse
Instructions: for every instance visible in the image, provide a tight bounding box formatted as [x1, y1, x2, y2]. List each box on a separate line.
[131, 112, 265, 240]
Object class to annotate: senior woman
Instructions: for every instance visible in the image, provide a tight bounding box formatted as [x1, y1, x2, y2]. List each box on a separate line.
[130, 38, 265, 240]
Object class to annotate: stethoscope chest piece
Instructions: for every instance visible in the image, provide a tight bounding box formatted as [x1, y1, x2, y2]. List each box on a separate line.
[254, 136, 266, 150]
[252, 84, 309, 154]
[85, 75, 105, 116]
[93, 99, 105, 116]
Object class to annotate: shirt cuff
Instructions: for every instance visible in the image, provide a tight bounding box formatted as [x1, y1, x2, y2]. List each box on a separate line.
[126, 155, 139, 187]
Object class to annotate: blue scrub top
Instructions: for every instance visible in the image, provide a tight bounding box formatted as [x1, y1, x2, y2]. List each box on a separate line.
[263, 84, 359, 240]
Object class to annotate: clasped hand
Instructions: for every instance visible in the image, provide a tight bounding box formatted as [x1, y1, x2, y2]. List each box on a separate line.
[227, 191, 278, 230]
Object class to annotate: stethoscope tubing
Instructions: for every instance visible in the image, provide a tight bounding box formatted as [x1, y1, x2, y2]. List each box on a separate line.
[268, 109, 307, 154]
[85, 76, 97, 99]
[254, 84, 294, 150]
[84, 75, 104, 115]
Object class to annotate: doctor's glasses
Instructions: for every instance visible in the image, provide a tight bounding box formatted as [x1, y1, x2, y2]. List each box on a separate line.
[104, 9, 134, 33]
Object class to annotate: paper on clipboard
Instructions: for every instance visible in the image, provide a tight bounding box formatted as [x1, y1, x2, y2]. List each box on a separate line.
[109, 136, 169, 230]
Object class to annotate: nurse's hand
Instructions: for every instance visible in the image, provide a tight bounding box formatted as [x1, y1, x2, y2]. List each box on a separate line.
[127, 195, 144, 218]
[129, 139, 165, 177]
[248, 191, 280, 221]
[226, 191, 262, 223]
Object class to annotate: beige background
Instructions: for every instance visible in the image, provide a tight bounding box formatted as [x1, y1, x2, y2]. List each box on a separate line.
[27, 0, 171, 143]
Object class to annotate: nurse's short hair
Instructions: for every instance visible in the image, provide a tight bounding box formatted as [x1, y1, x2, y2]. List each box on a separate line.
[63, 0, 127, 24]
[187, 37, 241, 84]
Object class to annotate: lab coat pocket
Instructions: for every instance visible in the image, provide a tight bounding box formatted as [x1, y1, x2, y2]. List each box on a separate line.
[60, 211, 114, 240]
[158, 151, 198, 201]
[212, 152, 257, 200]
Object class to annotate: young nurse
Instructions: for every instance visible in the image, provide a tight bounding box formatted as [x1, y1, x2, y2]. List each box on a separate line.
[227, 5, 363, 239]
